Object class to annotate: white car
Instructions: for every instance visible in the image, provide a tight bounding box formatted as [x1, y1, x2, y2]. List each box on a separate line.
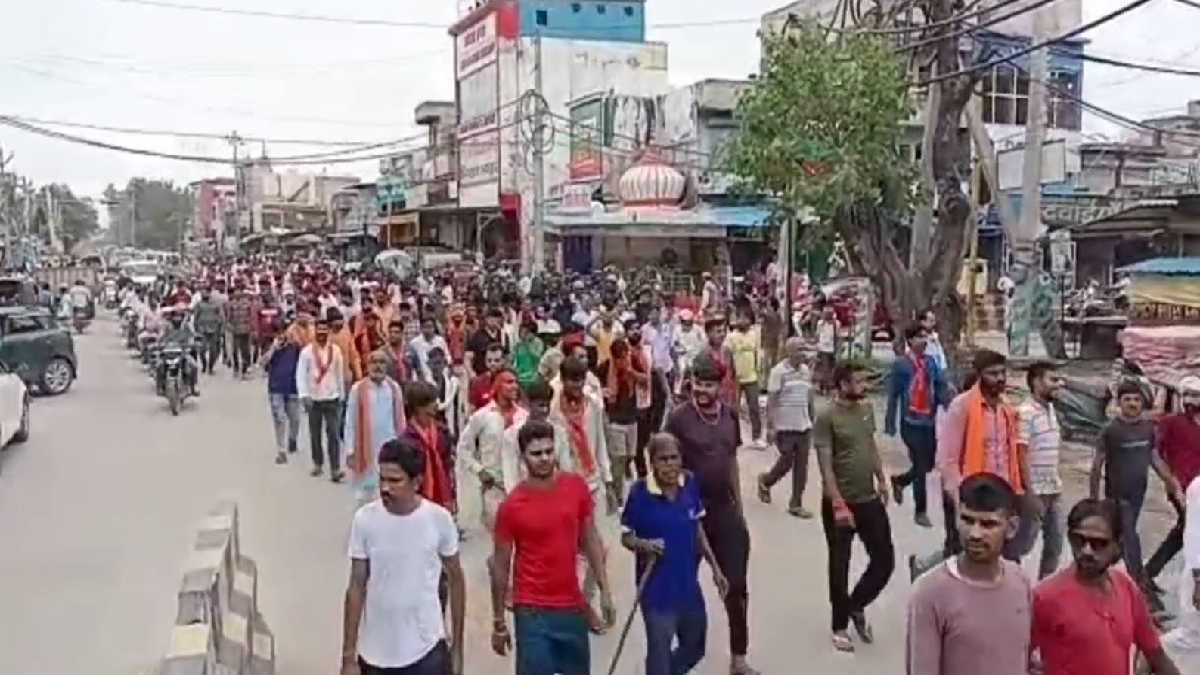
[0, 361, 30, 450]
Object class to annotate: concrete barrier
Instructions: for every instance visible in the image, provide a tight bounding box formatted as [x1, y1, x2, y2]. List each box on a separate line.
[159, 501, 275, 675]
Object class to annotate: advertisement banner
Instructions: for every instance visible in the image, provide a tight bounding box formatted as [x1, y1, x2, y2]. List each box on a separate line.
[568, 99, 605, 182]
[458, 130, 500, 208]
[458, 64, 499, 137]
[456, 12, 497, 79]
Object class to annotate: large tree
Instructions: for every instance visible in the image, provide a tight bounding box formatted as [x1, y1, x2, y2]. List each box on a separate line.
[33, 184, 101, 252]
[724, 4, 976, 364]
[108, 178, 193, 251]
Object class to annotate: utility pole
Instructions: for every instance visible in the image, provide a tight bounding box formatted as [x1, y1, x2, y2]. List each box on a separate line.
[1009, 4, 1051, 357]
[128, 186, 138, 250]
[0, 146, 12, 269]
[530, 32, 547, 274]
[228, 131, 245, 249]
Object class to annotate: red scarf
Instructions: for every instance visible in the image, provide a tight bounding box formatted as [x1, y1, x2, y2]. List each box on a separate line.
[447, 321, 466, 364]
[909, 353, 931, 414]
[560, 395, 597, 477]
[392, 344, 409, 381]
[313, 342, 334, 382]
[411, 420, 453, 508]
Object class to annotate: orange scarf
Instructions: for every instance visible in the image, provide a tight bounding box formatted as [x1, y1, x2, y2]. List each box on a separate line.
[312, 342, 334, 382]
[560, 395, 597, 477]
[447, 321, 466, 364]
[962, 385, 1023, 493]
[909, 354, 931, 415]
[605, 351, 644, 402]
[410, 420, 453, 508]
[350, 379, 405, 475]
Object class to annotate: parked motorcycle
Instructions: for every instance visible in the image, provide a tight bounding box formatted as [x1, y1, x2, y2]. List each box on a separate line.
[155, 343, 193, 415]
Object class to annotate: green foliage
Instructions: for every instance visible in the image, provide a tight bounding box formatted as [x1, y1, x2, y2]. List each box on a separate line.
[106, 178, 193, 251]
[40, 184, 100, 251]
[723, 20, 919, 242]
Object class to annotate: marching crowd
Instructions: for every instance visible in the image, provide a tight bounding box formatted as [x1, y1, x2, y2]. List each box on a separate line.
[114, 256, 1200, 675]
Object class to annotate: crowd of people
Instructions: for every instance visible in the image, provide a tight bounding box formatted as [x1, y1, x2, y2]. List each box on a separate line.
[111, 256, 1200, 675]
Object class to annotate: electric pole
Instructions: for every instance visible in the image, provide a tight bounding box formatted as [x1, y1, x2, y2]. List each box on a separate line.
[228, 131, 245, 247]
[1009, 3, 1052, 357]
[0, 146, 12, 269]
[530, 32, 547, 274]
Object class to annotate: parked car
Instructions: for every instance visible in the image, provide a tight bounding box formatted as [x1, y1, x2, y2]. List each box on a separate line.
[0, 306, 77, 395]
[0, 359, 30, 454]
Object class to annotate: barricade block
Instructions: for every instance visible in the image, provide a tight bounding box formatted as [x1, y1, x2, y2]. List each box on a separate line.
[152, 501, 276, 675]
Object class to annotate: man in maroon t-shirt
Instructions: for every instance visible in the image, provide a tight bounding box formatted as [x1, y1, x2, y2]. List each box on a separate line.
[489, 419, 614, 673]
[1147, 378, 1200, 587]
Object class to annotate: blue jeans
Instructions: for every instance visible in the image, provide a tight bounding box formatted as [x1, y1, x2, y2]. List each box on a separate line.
[642, 608, 707, 675]
[268, 393, 301, 452]
[898, 421, 936, 515]
[1013, 493, 1065, 580]
[1115, 494, 1146, 582]
[513, 607, 590, 675]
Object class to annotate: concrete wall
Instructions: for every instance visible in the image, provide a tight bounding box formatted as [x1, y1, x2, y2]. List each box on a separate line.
[517, 0, 645, 42]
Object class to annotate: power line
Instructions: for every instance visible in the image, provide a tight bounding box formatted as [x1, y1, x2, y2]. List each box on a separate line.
[23, 49, 449, 77]
[100, 0, 449, 28]
[913, 0, 1156, 86]
[893, 0, 1072, 55]
[0, 115, 386, 146]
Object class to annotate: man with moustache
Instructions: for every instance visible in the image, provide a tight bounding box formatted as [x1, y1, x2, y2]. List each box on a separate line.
[813, 361, 894, 653]
[664, 355, 757, 675]
[343, 351, 405, 505]
[907, 473, 1032, 675]
[490, 420, 614, 675]
[1032, 498, 1182, 675]
[910, 350, 1028, 579]
[341, 439, 465, 675]
[297, 317, 347, 482]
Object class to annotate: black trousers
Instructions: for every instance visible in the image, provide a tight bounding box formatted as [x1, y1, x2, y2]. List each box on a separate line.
[308, 399, 343, 470]
[701, 505, 750, 657]
[762, 430, 811, 508]
[1146, 490, 1187, 580]
[359, 641, 451, 675]
[820, 497, 895, 632]
[230, 332, 252, 374]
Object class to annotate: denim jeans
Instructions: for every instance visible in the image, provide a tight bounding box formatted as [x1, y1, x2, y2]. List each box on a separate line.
[642, 608, 707, 675]
[1115, 493, 1146, 582]
[897, 421, 936, 516]
[268, 393, 300, 452]
[512, 606, 590, 675]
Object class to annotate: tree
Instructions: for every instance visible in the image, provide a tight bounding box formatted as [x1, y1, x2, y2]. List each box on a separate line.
[109, 178, 193, 251]
[33, 184, 100, 252]
[724, 6, 976, 364]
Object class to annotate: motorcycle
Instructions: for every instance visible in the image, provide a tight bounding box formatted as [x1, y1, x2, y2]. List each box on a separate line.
[72, 307, 91, 334]
[156, 344, 192, 415]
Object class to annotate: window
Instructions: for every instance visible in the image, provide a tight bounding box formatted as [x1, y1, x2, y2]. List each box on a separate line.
[571, 2, 581, 10]
[1047, 71, 1081, 130]
[624, 5, 634, 15]
[596, 3, 606, 13]
[535, 9, 547, 25]
[4, 315, 44, 335]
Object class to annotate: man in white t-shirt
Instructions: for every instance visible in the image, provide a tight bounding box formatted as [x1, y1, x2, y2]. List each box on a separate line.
[342, 438, 465, 675]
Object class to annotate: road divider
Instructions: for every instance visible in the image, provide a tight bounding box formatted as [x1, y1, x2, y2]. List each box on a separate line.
[159, 500, 276, 675]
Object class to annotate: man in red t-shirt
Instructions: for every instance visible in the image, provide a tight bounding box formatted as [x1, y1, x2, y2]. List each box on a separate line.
[1147, 379, 1200, 589]
[1032, 498, 1182, 675]
[489, 419, 615, 673]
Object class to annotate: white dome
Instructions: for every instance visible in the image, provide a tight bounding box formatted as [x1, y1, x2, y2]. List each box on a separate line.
[617, 148, 685, 208]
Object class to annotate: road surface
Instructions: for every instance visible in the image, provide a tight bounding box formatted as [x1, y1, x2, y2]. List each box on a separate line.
[0, 321, 1160, 675]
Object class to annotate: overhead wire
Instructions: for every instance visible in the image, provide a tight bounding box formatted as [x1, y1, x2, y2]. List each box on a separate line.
[0, 115, 386, 146]
[911, 0, 1156, 86]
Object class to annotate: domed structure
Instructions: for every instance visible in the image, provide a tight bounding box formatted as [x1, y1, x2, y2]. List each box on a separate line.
[617, 147, 686, 209]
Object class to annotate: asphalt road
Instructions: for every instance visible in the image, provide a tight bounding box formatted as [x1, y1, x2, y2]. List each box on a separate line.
[0, 320, 1138, 675]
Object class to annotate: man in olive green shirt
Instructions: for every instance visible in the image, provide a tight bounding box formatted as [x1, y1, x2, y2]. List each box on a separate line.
[812, 361, 895, 653]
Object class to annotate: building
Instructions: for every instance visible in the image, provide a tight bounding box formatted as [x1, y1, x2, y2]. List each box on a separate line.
[188, 178, 236, 242]
[449, 0, 670, 267]
[237, 158, 361, 234]
[1130, 100, 1200, 158]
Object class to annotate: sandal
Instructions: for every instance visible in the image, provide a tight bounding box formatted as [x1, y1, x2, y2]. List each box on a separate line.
[788, 506, 814, 519]
[831, 631, 855, 652]
[756, 475, 772, 504]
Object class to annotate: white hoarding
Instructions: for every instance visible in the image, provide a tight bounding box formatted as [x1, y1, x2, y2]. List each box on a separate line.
[456, 12, 497, 79]
[458, 129, 500, 207]
[458, 64, 499, 137]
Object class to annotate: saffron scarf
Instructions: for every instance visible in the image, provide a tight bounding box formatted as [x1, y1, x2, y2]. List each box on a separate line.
[560, 395, 597, 477]
[312, 342, 334, 383]
[909, 353, 931, 414]
[410, 421, 453, 508]
[350, 379, 405, 475]
[605, 349, 646, 403]
[962, 384, 1023, 492]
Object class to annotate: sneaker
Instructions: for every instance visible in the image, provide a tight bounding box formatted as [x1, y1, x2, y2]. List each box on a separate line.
[914, 513, 933, 528]
[850, 611, 874, 643]
[831, 630, 854, 652]
[310, 466, 323, 477]
[274, 451, 288, 465]
[889, 475, 905, 505]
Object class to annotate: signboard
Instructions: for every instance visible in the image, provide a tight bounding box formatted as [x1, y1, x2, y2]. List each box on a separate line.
[456, 13, 497, 78]
[1040, 195, 1121, 228]
[568, 99, 605, 182]
[460, 130, 499, 186]
[1048, 229, 1074, 277]
[1129, 302, 1200, 325]
[458, 64, 499, 137]
[376, 175, 406, 207]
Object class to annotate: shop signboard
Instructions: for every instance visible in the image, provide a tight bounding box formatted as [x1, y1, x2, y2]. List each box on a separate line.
[568, 98, 606, 182]
[458, 64, 499, 137]
[456, 12, 497, 78]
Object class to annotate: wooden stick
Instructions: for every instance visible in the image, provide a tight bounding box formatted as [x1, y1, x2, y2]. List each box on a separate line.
[604, 557, 658, 675]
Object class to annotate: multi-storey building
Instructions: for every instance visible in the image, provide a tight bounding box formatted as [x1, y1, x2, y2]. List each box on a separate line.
[188, 178, 236, 242]
[449, 0, 671, 265]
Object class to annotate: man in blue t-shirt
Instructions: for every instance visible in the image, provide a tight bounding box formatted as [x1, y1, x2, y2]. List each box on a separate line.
[620, 432, 728, 675]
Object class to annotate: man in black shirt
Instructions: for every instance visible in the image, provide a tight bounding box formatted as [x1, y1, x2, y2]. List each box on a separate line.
[466, 307, 510, 376]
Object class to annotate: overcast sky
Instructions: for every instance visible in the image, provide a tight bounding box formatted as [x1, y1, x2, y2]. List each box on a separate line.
[0, 0, 1194, 200]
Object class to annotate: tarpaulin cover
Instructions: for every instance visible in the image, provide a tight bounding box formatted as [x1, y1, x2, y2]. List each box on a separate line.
[1121, 325, 1200, 388]
[1128, 275, 1200, 308]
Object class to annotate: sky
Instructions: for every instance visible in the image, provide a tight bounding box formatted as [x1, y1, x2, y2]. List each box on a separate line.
[0, 0, 1196, 202]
